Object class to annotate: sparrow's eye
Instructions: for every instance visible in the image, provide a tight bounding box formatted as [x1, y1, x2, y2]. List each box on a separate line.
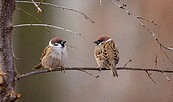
[53, 43, 59, 46]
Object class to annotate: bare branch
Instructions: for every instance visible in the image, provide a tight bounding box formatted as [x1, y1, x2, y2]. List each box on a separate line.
[13, 23, 81, 35]
[16, 1, 95, 23]
[16, 7, 77, 49]
[31, 0, 42, 13]
[17, 67, 173, 81]
[79, 69, 99, 78]
[37, 0, 45, 7]
[112, 0, 173, 51]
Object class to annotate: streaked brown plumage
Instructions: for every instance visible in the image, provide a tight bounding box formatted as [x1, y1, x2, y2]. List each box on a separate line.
[94, 35, 119, 77]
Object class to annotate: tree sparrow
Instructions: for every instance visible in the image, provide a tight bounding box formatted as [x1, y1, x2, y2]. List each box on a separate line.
[33, 37, 68, 70]
[94, 35, 119, 77]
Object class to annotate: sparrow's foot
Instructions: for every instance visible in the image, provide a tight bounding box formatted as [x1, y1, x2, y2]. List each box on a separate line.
[60, 66, 65, 73]
[49, 68, 53, 72]
[97, 66, 102, 73]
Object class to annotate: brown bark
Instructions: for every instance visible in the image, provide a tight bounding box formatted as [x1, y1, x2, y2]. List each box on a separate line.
[0, 0, 19, 102]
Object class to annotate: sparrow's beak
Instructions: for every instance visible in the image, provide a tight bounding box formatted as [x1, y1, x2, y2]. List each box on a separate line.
[94, 41, 99, 45]
[61, 40, 66, 47]
[62, 40, 66, 44]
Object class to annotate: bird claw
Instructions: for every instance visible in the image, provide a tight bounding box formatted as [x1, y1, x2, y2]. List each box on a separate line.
[60, 66, 65, 73]
[97, 66, 102, 73]
[49, 68, 53, 72]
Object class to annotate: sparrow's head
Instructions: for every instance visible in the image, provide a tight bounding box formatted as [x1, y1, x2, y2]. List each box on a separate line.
[49, 37, 66, 48]
[94, 35, 111, 45]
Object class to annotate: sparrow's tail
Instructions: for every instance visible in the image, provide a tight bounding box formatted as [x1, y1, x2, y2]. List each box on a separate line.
[33, 63, 42, 70]
[110, 64, 118, 77]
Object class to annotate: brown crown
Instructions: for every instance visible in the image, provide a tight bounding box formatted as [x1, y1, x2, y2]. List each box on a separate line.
[51, 36, 63, 44]
[96, 35, 110, 41]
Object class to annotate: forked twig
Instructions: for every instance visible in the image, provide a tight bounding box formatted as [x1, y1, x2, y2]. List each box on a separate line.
[160, 46, 173, 65]
[31, 0, 42, 12]
[16, 1, 95, 23]
[16, 7, 56, 36]
[16, 7, 77, 48]
[112, 0, 173, 51]
[137, 16, 157, 26]
[37, 0, 45, 6]
[17, 67, 173, 81]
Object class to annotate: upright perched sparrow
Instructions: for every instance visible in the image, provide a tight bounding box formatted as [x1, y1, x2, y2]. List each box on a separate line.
[33, 37, 68, 70]
[94, 35, 119, 77]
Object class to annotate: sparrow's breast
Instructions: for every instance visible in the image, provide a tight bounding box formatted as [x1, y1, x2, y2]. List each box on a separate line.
[52, 46, 68, 65]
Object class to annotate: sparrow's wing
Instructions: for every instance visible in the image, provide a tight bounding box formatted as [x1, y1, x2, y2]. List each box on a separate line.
[33, 46, 52, 70]
[102, 40, 119, 77]
[102, 40, 119, 65]
[94, 45, 111, 67]
[94, 46, 109, 64]
[109, 40, 119, 64]
[41, 46, 51, 60]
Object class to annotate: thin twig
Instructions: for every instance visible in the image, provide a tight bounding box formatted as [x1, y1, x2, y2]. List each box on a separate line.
[112, 0, 173, 51]
[137, 16, 157, 26]
[13, 23, 81, 35]
[17, 67, 173, 80]
[16, 7, 77, 48]
[31, 0, 42, 13]
[16, 7, 56, 36]
[146, 71, 157, 84]
[160, 46, 173, 64]
[162, 72, 170, 81]
[12, 44, 19, 60]
[79, 69, 99, 78]
[163, 49, 173, 64]
[16, 1, 95, 23]
[153, 55, 157, 69]
[123, 59, 132, 67]
[160, 47, 168, 67]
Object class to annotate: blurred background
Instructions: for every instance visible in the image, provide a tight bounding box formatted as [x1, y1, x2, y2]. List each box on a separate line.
[13, 0, 173, 102]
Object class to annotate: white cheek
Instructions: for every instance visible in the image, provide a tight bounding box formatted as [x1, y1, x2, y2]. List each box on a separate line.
[49, 41, 53, 47]
[52, 45, 68, 60]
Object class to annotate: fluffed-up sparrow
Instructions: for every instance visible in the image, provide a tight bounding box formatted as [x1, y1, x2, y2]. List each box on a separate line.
[33, 36, 68, 71]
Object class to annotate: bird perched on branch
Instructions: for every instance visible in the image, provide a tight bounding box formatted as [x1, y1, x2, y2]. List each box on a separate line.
[33, 37, 68, 71]
[94, 35, 119, 77]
